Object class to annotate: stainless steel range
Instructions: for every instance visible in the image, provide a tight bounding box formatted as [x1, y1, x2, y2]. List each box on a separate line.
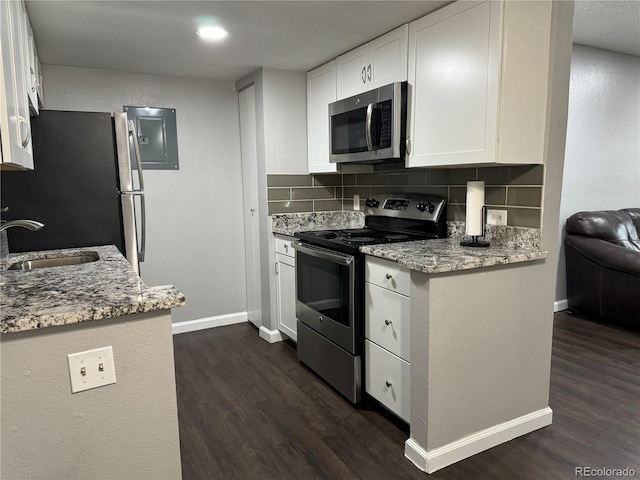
[291, 193, 447, 403]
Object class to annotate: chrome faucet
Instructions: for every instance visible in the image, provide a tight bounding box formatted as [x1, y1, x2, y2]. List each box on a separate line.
[0, 220, 45, 232]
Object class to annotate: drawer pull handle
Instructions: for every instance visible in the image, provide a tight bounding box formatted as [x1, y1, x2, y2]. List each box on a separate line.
[384, 319, 392, 326]
[385, 380, 392, 388]
[385, 273, 393, 279]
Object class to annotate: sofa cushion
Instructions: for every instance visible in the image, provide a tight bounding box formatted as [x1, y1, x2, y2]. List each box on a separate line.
[621, 208, 640, 235]
[565, 210, 640, 251]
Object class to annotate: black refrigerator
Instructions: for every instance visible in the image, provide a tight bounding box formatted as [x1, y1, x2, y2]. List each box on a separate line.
[1, 110, 145, 274]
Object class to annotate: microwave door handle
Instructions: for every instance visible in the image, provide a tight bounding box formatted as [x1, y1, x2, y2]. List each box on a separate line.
[365, 103, 374, 151]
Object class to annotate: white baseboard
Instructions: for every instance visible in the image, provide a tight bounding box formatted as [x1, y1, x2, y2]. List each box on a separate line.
[554, 299, 568, 312]
[172, 312, 248, 335]
[405, 407, 553, 474]
[259, 326, 284, 343]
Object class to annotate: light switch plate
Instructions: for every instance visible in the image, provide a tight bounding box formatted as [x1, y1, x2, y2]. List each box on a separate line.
[67, 346, 116, 393]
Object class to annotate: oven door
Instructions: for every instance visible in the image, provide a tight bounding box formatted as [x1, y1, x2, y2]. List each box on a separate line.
[292, 242, 358, 354]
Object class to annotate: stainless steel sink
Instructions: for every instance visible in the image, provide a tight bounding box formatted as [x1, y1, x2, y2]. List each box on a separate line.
[7, 252, 99, 271]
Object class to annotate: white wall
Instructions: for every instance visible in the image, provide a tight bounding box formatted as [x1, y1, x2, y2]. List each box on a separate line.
[556, 45, 640, 303]
[42, 65, 247, 323]
[2, 311, 181, 480]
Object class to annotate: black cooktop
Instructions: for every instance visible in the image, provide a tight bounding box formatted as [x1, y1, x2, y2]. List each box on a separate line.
[295, 227, 434, 254]
[294, 194, 448, 254]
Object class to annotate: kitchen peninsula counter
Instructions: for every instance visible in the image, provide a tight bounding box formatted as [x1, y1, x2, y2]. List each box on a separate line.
[360, 238, 547, 274]
[1, 244, 184, 480]
[0, 245, 185, 334]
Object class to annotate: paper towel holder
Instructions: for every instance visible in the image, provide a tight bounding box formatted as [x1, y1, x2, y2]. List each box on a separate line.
[460, 205, 490, 247]
[461, 179, 490, 248]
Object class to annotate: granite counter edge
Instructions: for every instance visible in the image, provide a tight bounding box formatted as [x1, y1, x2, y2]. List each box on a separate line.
[1, 285, 186, 335]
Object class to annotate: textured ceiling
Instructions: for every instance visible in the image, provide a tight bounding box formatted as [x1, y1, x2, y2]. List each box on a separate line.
[24, 0, 640, 83]
[25, 1, 450, 81]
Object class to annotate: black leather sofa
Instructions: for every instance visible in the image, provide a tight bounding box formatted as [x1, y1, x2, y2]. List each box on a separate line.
[564, 208, 640, 329]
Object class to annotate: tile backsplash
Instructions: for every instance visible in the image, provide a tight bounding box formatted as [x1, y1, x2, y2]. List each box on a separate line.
[267, 164, 544, 228]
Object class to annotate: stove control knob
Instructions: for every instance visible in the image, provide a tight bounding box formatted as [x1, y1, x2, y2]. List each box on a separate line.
[365, 198, 379, 208]
[416, 201, 428, 212]
[427, 202, 435, 214]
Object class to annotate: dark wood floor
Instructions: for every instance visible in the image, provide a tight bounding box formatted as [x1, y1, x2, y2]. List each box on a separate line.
[173, 311, 640, 479]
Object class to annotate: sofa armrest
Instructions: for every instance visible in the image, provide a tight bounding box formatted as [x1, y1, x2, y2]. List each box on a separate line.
[565, 235, 640, 277]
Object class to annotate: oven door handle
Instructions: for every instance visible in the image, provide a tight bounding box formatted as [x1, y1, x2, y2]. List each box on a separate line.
[291, 241, 354, 266]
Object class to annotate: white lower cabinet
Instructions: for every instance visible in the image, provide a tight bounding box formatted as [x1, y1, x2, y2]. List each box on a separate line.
[275, 235, 297, 341]
[365, 340, 410, 423]
[365, 256, 410, 422]
[365, 282, 410, 360]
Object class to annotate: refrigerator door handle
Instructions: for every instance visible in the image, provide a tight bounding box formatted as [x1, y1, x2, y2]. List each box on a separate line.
[127, 120, 145, 192]
[120, 190, 146, 262]
[138, 193, 146, 262]
[127, 119, 146, 262]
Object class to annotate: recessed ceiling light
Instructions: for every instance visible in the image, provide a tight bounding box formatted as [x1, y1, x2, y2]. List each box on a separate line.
[197, 25, 228, 42]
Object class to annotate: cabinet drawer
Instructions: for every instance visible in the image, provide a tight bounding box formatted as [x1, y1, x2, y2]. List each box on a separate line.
[365, 256, 410, 296]
[274, 235, 295, 258]
[365, 283, 410, 361]
[365, 340, 410, 423]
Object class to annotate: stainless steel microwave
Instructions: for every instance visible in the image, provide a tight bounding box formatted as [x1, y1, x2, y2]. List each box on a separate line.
[329, 81, 407, 165]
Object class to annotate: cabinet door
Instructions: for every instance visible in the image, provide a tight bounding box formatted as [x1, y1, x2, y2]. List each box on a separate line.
[365, 340, 410, 422]
[35, 49, 43, 107]
[307, 61, 338, 173]
[0, 0, 33, 169]
[22, 5, 38, 114]
[336, 44, 368, 100]
[365, 282, 410, 361]
[406, 0, 501, 168]
[276, 253, 297, 341]
[368, 25, 408, 90]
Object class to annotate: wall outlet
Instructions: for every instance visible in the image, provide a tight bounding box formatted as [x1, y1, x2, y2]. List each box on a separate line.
[487, 209, 508, 226]
[353, 194, 360, 211]
[67, 346, 116, 393]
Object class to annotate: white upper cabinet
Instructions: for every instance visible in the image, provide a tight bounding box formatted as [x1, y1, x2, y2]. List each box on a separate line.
[23, 7, 40, 115]
[22, 4, 38, 114]
[336, 25, 408, 100]
[0, 0, 34, 170]
[406, 0, 552, 168]
[35, 50, 44, 107]
[306, 60, 338, 174]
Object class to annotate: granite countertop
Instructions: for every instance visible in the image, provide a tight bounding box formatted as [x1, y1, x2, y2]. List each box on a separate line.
[360, 238, 547, 274]
[0, 245, 185, 334]
[271, 211, 365, 236]
[271, 211, 546, 273]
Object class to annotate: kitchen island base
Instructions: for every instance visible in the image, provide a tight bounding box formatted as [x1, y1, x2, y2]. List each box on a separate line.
[405, 261, 553, 473]
[1, 310, 182, 480]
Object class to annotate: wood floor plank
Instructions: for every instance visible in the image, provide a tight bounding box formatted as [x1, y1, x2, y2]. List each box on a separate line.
[174, 311, 640, 479]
